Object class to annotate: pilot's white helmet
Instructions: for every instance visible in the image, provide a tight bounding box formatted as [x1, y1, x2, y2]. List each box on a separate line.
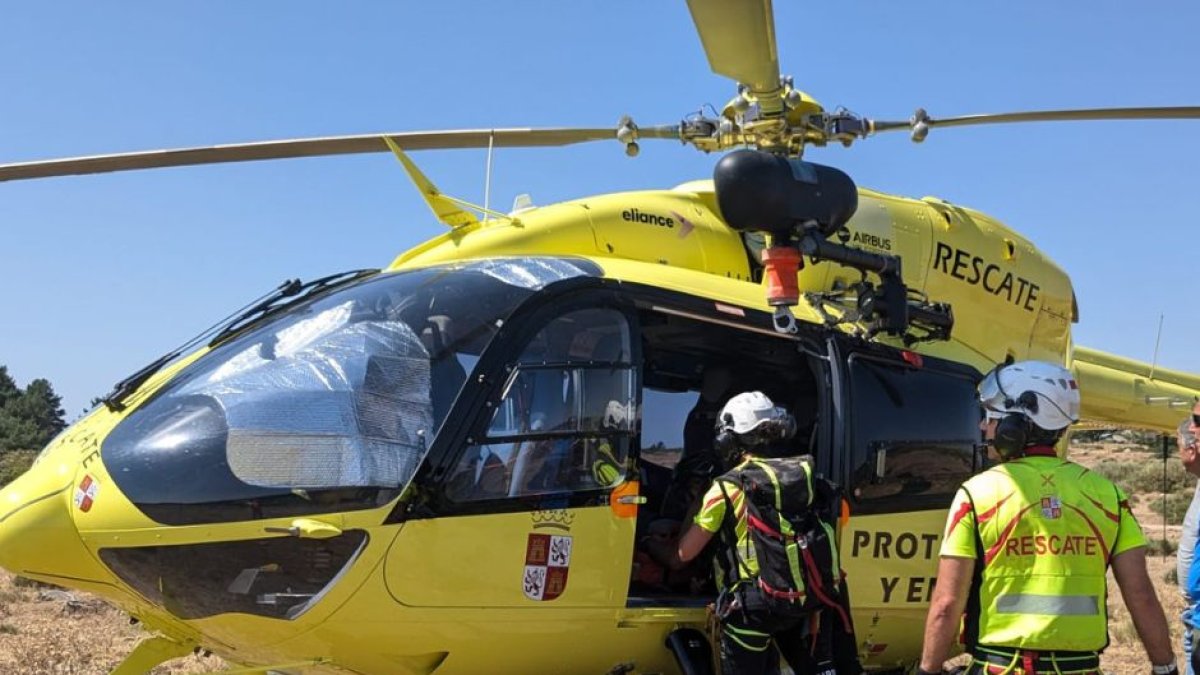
[979, 360, 1080, 431]
[603, 400, 632, 430]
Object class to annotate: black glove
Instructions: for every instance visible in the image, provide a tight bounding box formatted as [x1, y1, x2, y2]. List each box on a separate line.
[915, 668, 944, 675]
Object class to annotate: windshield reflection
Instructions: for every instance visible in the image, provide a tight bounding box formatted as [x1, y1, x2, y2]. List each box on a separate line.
[101, 258, 597, 525]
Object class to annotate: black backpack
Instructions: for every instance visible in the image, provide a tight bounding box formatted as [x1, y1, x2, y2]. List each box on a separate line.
[715, 454, 852, 632]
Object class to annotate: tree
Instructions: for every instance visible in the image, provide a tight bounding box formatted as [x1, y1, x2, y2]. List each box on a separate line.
[0, 366, 19, 409]
[0, 414, 42, 453]
[0, 369, 68, 452]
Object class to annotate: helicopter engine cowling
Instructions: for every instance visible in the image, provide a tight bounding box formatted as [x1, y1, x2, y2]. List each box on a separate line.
[712, 149, 858, 239]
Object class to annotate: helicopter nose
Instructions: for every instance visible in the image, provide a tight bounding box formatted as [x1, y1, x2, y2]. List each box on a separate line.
[0, 463, 110, 582]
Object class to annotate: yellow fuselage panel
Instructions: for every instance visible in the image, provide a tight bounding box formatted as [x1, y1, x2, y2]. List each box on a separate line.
[392, 184, 1075, 375]
[391, 189, 753, 281]
[385, 507, 633, 608]
[804, 190, 1075, 367]
[841, 509, 954, 668]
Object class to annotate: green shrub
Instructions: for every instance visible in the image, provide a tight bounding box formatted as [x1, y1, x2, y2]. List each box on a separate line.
[1149, 492, 1192, 525]
[1072, 429, 1170, 453]
[1145, 538, 1178, 556]
[0, 449, 36, 487]
[1092, 457, 1193, 496]
[1090, 460, 1139, 494]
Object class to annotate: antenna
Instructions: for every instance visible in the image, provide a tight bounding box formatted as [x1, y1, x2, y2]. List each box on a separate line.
[1149, 313, 1164, 380]
[1148, 313, 1167, 556]
[483, 131, 496, 222]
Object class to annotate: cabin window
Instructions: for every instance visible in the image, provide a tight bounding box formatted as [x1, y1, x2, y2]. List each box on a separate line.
[445, 308, 636, 502]
[639, 388, 701, 471]
[846, 354, 981, 512]
[100, 531, 367, 621]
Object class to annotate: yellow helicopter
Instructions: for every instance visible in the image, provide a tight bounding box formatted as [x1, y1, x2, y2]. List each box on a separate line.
[2, 2, 1200, 674]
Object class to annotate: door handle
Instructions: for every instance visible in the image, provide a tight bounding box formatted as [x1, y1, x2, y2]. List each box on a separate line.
[264, 518, 343, 539]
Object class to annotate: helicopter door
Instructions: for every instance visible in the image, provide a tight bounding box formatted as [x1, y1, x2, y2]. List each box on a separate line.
[833, 344, 982, 667]
[385, 305, 639, 608]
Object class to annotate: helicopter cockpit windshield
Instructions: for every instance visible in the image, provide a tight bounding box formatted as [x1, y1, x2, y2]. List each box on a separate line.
[101, 257, 598, 526]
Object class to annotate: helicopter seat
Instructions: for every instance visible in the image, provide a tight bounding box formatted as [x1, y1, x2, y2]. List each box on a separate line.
[421, 315, 467, 424]
[445, 445, 509, 501]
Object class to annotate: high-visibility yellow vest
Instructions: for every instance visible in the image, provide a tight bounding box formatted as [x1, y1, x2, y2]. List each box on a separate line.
[590, 440, 622, 486]
[957, 450, 1130, 651]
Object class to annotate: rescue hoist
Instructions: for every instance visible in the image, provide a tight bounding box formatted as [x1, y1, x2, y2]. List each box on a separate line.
[712, 150, 954, 343]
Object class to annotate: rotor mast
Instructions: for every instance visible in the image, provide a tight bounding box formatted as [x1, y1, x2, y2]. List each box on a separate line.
[681, 0, 873, 157]
[683, 0, 816, 156]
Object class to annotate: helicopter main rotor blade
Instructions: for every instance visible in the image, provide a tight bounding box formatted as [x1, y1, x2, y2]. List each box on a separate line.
[0, 126, 680, 183]
[869, 106, 1200, 141]
[686, 0, 781, 98]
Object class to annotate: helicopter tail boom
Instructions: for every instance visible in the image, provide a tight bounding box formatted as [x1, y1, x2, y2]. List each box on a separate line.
[1072, 345, 1199, 433]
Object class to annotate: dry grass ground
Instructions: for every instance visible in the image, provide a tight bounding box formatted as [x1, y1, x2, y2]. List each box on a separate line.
[0, 441, 1186, 673]
[0, 574, 223, 673]
[1073, 441, 1188, 674]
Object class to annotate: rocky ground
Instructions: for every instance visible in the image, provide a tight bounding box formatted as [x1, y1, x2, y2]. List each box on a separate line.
[0, 440, 1188, 673]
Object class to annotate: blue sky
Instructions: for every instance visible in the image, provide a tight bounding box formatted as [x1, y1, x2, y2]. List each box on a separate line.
[2, 1, 1198, 417]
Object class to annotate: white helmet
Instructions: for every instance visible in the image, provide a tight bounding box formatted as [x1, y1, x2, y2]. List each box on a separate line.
[602, 400, 633, 430]
[719, 391, 791, 435]
[979, 361, 1080, 431]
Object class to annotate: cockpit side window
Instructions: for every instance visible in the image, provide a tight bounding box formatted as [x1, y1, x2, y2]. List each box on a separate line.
[845, 354, 982, 513]
[445, 308, 636, 503]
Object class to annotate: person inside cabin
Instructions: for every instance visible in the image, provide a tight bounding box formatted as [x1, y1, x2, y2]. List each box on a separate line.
[660, 364, 736, 522]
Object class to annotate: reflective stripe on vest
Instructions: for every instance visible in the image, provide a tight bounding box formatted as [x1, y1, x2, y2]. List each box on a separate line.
[995, 593, 1100, 616]
[964, 454, 1120, 651]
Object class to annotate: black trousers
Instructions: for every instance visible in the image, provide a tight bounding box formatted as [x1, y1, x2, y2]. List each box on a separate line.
[717, 587, 853, 675]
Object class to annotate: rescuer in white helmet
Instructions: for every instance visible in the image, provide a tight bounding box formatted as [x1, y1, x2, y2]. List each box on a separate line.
[918, 360, 1175, 675]
[648, 391, 860, 674]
